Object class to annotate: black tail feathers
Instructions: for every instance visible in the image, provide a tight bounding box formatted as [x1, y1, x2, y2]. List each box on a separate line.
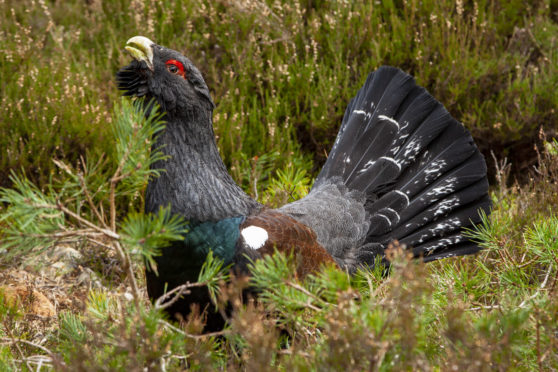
[314, 66, 490, 262]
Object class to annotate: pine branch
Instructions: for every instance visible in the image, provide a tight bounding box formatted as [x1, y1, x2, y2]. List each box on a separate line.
[0, 98, 173, 311]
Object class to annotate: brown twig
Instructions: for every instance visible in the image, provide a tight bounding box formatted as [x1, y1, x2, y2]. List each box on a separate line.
[23, 229, 105, 239]
[31, 201, 120, 240]
[283, 281, 325, 312]
[519, 263, 554, 308]
[277, 348, 311, 358]
[2, 321, 34, 371]
[0, 337, 61, 365]
[12, 355, 54, 369]
[535, 306, 542, 372]
[467, 304, 501, 311]
[154, 281, 207, 310]
[105, 151, 144, 307]
[77, 169, 107, 230]
[113, 240, 141, 309]
[87, 238, 114, 250]
[31, 198, 143, 308]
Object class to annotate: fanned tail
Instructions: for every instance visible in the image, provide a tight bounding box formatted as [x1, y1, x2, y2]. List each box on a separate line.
[314, 66, 490, 262]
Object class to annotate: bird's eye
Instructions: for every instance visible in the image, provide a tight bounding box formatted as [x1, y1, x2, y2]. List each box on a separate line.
[165, 59, 185, 77]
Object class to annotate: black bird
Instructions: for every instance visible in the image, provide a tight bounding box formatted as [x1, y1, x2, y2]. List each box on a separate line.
[117, 36, 491, 329]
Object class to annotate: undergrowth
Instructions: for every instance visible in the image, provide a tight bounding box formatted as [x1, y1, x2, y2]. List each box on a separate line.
[1, 0, 558, 371]
[0, 82, 556, 371]
[1, 0, 557, 189]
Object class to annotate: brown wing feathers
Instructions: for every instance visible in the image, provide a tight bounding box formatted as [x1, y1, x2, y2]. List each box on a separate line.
[240, 210, 336, 277]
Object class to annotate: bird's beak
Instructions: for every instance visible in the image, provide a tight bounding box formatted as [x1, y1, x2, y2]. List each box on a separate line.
[125, 36, 154, 70]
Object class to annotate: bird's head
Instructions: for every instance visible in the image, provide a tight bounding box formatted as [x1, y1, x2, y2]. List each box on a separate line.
[117, 36, 214, 114]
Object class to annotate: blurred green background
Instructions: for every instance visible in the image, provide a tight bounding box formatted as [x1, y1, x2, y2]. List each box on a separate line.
[1, 0, 557, 195]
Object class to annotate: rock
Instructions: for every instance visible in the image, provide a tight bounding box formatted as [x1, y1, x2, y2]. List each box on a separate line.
[76, 267, 103, 288]
[0, 285, 56, 317]
[32, 245, 84, 278]
[49, 245, 83, 265]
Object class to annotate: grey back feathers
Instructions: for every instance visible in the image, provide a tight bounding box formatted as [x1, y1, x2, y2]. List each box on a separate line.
[279, 180, 369, 264]
[281, 66, 490, 271]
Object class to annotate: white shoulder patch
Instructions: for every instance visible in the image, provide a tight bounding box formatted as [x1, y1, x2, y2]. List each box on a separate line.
[241, 226, 269, 250]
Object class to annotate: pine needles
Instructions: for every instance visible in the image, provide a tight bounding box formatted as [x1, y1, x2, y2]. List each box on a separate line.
[0, 98, 180, 307]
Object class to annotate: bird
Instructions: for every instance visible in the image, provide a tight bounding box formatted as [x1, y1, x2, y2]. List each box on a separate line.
[117, 36, 491, 329]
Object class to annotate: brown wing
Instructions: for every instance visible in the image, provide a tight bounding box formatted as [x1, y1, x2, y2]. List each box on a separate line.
[239, 210, 337, 277]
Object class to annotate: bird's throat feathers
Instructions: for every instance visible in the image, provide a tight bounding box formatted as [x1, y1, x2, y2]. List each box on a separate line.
[145, 107, 260, 223]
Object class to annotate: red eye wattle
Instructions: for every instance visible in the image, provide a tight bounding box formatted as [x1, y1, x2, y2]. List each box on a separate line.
[165, 59, 185, 77]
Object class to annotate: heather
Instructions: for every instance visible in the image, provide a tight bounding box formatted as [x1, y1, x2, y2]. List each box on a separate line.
[0, 0, 557, 370]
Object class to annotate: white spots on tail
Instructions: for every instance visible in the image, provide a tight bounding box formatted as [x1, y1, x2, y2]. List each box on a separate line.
[423, 235, 464, 252]
[345, 157, 351, 164]
[432, 218, 462, 234]
[357, 156, 401, 175]
[424, 159, 447, 175]
[398, 120, 411, 143]
[424, 159, 447, 177]
[376, 214, 392, 226]
[357, 159, 376, 174]
[394, 190, 410, 206]
[426, 177, 458, 198]
[334, 132, 343, 147]
[353, 109, 371, 119]
[416, 232, 431, 244]
[424, 159, 447, 181]
[380, 156, 401, 171]
[378, 115, 400, 130]
[403, 138, 422, 160]
[393, 137, 423, 169]
[433, 196, 460, 217]
[241, 226, 268, 250]
[415, 217, 462, 244]
[382, 207, 400, 224]
[389, 146, 401, 155]
[399, 120, 409, 132]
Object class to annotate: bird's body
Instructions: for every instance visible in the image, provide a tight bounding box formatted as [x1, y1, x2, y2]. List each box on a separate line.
[117, 36, 490, 328]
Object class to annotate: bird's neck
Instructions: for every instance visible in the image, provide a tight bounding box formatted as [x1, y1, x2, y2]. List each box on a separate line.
[145, 106, 260, 221]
